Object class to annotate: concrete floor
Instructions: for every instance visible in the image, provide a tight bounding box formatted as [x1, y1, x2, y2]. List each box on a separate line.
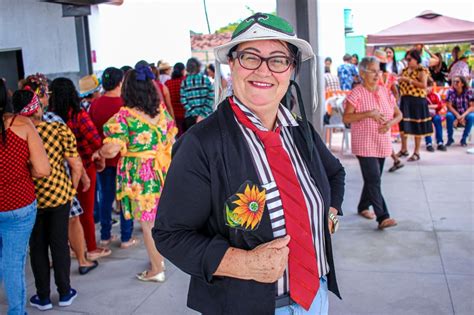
[1, 133, 473, 315]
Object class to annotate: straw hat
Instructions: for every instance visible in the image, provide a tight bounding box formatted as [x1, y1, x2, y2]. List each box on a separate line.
[158, 61, 172, 71]
[374, 50, 388, 63]
[79, 74, 101, 97]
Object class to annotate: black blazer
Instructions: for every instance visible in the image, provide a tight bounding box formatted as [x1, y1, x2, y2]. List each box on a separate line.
[153, 99, 345, 315]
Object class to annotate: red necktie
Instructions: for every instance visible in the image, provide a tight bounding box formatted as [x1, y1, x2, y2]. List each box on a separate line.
[229, 98, 319, 310]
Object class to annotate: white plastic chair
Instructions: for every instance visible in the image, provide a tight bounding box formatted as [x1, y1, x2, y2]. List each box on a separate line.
[323, 96, 350, 154]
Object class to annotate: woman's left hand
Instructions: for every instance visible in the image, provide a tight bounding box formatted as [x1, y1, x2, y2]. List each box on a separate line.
[378, 122, 391, 134]
[328, 207, 339, 234]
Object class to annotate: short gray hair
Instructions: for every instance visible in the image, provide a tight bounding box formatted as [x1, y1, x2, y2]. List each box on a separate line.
[358, 57, 379, 73]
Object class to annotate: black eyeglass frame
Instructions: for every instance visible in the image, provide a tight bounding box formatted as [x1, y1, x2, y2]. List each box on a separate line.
[231, 51, 295, 73]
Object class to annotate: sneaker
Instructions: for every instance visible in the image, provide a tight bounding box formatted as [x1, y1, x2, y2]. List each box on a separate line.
[59, 288, 77, 307]
[426, 145, 435, 152]
[111, 218, 120, 227]
[437, 144, 447, 151]
[30, 295, 53, 311]
[460, 140, 467, 147]
[446, 139, 454, 146]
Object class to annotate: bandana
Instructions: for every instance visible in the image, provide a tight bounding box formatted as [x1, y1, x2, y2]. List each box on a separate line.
[20, 92, 41, 116]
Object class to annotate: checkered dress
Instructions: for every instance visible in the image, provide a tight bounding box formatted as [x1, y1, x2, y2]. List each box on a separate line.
[345, 85, 395, 157]
[43, 112, 84, 217]
[34, 122, 78, 209]
[399, 66, 429, 98]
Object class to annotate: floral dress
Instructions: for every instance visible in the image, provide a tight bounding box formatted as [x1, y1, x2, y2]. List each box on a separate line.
[103, 105, 177, 222]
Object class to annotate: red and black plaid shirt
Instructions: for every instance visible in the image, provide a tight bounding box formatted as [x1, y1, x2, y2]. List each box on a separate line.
[165, 77, 186, 120]
[67, 108, 102, 168]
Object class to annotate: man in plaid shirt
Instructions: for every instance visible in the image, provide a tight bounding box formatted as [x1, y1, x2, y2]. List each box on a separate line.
[180, 58, 214, 131]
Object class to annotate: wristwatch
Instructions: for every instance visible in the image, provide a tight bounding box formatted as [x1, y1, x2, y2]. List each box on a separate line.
[329, 212, 339, 234]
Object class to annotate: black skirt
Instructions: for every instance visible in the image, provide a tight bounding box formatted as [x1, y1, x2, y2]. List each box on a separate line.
[399, 95, 433, 136]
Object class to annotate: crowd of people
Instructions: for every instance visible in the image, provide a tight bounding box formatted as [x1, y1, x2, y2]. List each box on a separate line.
[0, 10, 472, 315]
[0, 55, 217, 313]
[324, 45, 473, 229]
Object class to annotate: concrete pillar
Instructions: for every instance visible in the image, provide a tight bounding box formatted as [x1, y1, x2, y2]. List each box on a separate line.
[75, 16, 93, 76]
[277, 0, 325, 133]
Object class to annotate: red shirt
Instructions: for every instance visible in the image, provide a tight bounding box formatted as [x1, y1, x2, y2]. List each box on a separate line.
[67, 109, 102, 169]
[89, 95, 123, 167]
[165, 77, 186, 120]
[426, 92, 443, 115]
[0, 129, 36, 211]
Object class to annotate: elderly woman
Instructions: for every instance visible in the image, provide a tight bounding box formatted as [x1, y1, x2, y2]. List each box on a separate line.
[92, 65, 177, 282]
[397, 49, 433, 161]
[343, 57, 402, 228]
[445, 76, 474, 146]
[153, 13, 345, 314]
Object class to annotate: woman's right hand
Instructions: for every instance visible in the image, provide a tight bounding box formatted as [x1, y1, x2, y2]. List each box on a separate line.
[245, 235, 290, 283]
[369, 109, 386, 124]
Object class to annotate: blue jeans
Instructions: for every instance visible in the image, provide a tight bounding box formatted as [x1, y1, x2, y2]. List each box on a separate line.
[425, 114, 444, 145]
[97, 167, 133, 242]
[0, 201, 37, 315]
[275, 277, 329, 315]
[446, 111, 474, 143]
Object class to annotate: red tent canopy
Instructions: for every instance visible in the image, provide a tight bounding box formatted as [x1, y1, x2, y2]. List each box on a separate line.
[367, 11, 474, 46]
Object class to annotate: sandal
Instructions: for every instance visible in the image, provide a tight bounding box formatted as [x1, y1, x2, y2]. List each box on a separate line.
[136, 270, 165, 283]
[99, 235, 119, 246]
[87, 247, 112, 261]
[358, 209, 375, 220]
[388, 160, 404, 172]
[120, 238, 140, 249]
[378, 218, 398, 230]
[407, 153, 420, 162]
[396, 150, 409, 158]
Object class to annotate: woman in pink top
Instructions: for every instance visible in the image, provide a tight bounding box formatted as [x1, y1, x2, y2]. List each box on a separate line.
[343, 57, 402, 229]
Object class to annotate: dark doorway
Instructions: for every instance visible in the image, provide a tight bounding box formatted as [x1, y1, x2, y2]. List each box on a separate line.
[0, 49, 25, 92]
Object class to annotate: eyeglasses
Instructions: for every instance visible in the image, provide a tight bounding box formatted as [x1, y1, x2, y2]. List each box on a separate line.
[364, 69, 381, 75]
[405, 58, 413, 62]
[231, 51, 294, 73]
[453, 80, 461, 84]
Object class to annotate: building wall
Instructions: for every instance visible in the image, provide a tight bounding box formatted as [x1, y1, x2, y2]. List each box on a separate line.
[0, 0, 79, 77]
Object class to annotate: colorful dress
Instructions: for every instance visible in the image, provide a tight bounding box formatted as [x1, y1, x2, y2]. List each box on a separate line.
[103, 104, 177, 222]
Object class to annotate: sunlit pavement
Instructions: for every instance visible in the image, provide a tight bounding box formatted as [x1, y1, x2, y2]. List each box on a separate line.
[1, 130, 473, 315]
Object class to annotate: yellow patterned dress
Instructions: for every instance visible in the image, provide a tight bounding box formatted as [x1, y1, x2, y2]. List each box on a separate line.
[103, 104, 177, 221]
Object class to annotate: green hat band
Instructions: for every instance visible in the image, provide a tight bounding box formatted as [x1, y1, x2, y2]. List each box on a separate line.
[232, 13, 295, 39]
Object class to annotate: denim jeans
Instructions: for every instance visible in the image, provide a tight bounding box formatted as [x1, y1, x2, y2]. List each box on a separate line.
[446, 111, 474, 143]
[97, 166, 133, 242]
[275, 277, 329, 315]
[0, 201, 37, 315]
[425, 114, 444, 145]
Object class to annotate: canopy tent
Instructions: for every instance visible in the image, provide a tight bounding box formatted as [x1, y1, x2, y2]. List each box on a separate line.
[367, 11, 474, 46]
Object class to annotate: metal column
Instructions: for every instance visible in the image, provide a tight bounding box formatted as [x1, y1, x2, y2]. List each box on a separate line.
[74, 15, 93, 76]
[277, 0, 324, 133]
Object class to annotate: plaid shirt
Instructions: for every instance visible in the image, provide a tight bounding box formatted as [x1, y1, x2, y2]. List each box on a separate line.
[67, 109, 102, 168]
[345, 85, 396, 158]
[180, 73, 214, 118]
[34, 122, 78, 209]
[165, 77, 186, 120]
[43, 111, 84, 217]
[324, 73, 341, 92]
[446, 88, 474, 115]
